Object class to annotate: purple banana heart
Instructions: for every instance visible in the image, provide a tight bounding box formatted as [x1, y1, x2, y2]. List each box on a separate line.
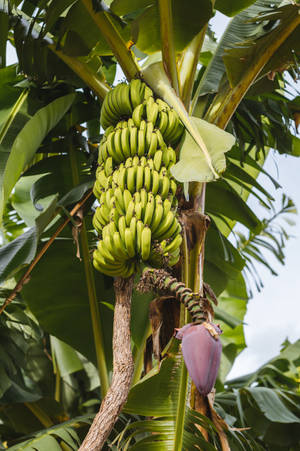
[175, 322, 222, 396]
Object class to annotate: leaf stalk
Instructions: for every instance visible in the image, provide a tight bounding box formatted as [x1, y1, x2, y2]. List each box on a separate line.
[49, 45, 110, 100]
[158, 0, 179, 94]
[69, 143, 109, 397]
[81, 0, 140, 80]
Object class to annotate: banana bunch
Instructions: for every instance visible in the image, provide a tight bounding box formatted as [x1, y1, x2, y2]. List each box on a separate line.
[93, 80, 184, 277]
[100, 80, 183, 147]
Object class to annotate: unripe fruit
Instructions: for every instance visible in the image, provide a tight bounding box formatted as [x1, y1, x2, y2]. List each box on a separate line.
[175, 322, 222, 396]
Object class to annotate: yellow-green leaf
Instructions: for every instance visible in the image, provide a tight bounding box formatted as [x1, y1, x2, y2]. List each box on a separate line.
[171, 117, 235, 183]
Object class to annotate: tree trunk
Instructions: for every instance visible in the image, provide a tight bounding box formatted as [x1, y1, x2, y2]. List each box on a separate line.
[79, 276, 134, 451]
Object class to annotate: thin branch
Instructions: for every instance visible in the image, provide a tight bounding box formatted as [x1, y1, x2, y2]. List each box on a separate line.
[158, 0, 179, 94]
[0, 190, 93, 315]
[81, 0, 140, 80]
[79, 276, 135, 451]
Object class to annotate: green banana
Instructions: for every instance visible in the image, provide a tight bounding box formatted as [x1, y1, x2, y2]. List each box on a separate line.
[150, 200, 164, 233]
[153, 210, 175, 239]
[124, 228, 136, 258]
[143, 192, 155, 226]
[129, 125, 138, 156]
[126, 166, 137, 192]
[130, 79, 143, 109]
[125, 200, 135, 226]
[121, 127, 131, 159]
[163, 233, 182, 254]
[136, 165, 144, 191]
[141, 226, 151, 260]
[132, 102, 145, 127]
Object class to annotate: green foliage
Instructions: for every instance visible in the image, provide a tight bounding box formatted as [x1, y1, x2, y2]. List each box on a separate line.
[0, 0, 299, 448]
[6, 415, 93, 450]
[171, 116, 235, 182]
[193, 0, 298, 98]
[217, 340, 300, 449]
[0, 292, 47, 404]
[214, 0, 257, 17]
[22, 239, 114, 367]
[122, 342, 219, 450]
[111, 0, 213, 53]
[0, 198, 57, 283]
[0, 93, 76, 220]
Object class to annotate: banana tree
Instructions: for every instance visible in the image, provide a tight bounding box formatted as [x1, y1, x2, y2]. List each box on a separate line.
[0, 0, 299, 449]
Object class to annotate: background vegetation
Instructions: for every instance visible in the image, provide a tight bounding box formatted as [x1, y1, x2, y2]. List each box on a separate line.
[0, 0, 299, 449]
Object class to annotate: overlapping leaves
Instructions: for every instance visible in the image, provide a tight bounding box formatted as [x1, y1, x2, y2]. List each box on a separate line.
[217, 340, 300, 449]
[121, 343, 218, 450]
[0, 293, 45, 404]
[193, 0, 300, 100]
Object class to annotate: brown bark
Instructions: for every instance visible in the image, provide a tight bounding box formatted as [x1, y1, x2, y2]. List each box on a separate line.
[79, 276, 134, 451]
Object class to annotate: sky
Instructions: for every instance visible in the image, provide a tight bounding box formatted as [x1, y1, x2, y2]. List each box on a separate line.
[5, 12, 300, 379]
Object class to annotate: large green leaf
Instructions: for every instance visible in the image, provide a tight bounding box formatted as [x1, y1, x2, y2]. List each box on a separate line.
[58, 1, 112, 56]
[7, 415, 93, 451]
[171, 116, 235, 183]
[227, 340, 300, 390]
[0, 93, 76, 221]
[22, 239, 114, 368]
[44, 0, 80, 34]
[194, 0, 287, 98]
[11, 154, 92, 226]
[0, 66, 28, 201]
[50, 337, 83, 378]
[215, 0, 257, 17]
[0, 198, 57, 284]
[206, 180, 262, 232]
[111, 0, 213, 54]
[123, 344, 218, 450]
[217, 340, 300, 448]
[223, 5, 300, 88]
[0, 66, 23, 127]
[215, 275, 248, 381]
[0, 295, 51, 404]
[204, 222, 245, 296]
